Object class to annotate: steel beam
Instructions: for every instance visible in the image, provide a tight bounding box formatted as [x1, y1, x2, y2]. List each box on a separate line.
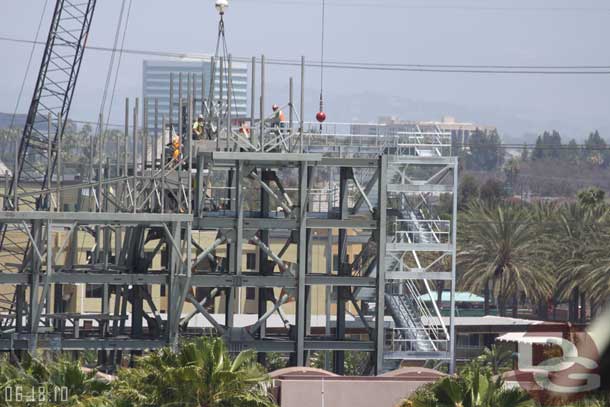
[375, 155, 387, 374]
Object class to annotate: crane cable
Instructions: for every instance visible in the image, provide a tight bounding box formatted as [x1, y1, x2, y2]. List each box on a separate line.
[91, 0, 129, 184]
[97, 0, 129, 134]
[103, 0, 133, 135]
[318, 0, 326, 129]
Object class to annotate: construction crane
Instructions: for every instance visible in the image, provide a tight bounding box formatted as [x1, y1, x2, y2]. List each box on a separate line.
[0, 0, 97, 317]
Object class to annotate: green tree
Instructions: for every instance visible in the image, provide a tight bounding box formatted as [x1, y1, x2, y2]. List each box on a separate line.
[458, 175, 479, 210]
[479, 179, 505, 205]
[565, 138, 581, 162]
[477, 345, 513, 375]
[583, 130, 608, 167]
[309, 351, 369, 375]
[553, 202, 609, 320]
[0, 354, 111, 407]
[577, 187, 605, 209]
[532, 130, 562, 161]
[458, 201, 553, 316]
[466, 129, 503, 171]
[113, 337, 276, 407]
[404, 359, 534, 407]
[503, 157, 520, 195]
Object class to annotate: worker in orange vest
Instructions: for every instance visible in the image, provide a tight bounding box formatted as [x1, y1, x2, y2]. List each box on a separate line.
[171, 134, 181, 161]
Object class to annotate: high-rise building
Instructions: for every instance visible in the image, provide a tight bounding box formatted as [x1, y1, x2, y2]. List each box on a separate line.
[142, 58, 248, 125]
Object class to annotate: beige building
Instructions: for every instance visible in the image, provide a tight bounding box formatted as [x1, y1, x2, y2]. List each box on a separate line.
[352, 116, 497, 150]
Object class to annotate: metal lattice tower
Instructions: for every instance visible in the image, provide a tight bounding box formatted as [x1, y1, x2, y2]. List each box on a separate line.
[0, 3, 457, 375]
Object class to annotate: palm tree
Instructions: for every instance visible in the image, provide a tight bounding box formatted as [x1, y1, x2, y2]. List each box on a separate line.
[458, 200, 553, 316]
[477, 345, 513, 375]
[113, 337, 276, 407]
[553, 202, 609, 321]
[0, 354, 111, 407]
[404, 359, 534, 407]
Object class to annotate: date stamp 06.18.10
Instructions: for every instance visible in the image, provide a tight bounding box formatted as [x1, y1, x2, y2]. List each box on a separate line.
[2, 386, 69, 403]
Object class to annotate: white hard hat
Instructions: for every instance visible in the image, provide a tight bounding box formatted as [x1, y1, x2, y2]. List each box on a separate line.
[198, 114, 204, 120]
[215, 0, 229, 14]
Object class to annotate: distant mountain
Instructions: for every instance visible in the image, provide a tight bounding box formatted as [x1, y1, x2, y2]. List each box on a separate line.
[0, 112, 26, 129]
[265, 86, 609, 144]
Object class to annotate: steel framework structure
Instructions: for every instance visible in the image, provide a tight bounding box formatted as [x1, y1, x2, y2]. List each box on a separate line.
[0, 50, 457, 374]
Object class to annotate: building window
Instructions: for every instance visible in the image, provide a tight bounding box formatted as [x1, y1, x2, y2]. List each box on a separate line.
[246, 287, 256, 300]
[85, 284, 103, 298]
[246, 253, 256, 270]
[160, 285, 166, 297]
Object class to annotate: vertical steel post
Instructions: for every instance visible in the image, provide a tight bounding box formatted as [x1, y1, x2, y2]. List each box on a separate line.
[289, 77, 294, 136]
[13, 141, 18, 209]
[124, 98, 129, 180]
[227, 55, 232, 151]
[29, 219, 42, 342]
[133, 98, 139, 213]
[47, 114, 52, 210]
[169, 73, 174, 143]
[217, 57, 224, 151]
[225, 166, 236, 328]
[95, 113, 103, 262]
[260, 55, 265, 149]
[325, 228, 332, 371]
[201, 66, 206, 116]
[334, 167, 350, 374]
[188, 73, 193, 214]
[296, 161, 308, 365]
[161, 115, 166, 213]
[56, 113, 62, 211]
[143, 97, 148, 173]
[234, 162, 242, 276]
[178, 74, 183, 210]
[153, 98, 158, 171]
[97, 113, 103, 212]
[3, 171, 7, 210]
[375, 155, 387, 374]
[300, 56, 305, 152]
[179, 72, 183, 142]
[257, 169, 271, 350]
[250, 56, 256, 147]
[449, 158, 458, 374]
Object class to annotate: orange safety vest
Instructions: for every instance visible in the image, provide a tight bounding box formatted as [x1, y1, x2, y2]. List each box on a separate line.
[279, 110, 286, 122]
[172, 136, 181, 161]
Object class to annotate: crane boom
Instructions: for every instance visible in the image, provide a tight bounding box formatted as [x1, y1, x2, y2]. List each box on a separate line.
[0, 0, 97, 265]
[14, 0, 97, 208]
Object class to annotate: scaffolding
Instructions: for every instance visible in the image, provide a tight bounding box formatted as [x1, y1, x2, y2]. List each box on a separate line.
[0, 55, 457, 374]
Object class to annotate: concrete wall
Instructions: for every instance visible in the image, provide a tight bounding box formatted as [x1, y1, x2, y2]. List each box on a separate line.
[277, 378, 429, 407]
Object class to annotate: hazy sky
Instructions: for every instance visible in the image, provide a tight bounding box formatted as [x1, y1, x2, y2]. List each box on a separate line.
[0, 0, 609, 140]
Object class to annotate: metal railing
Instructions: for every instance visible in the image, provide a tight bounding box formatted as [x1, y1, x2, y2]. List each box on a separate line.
[386, 327, 449, 353]
[394, 219, 451, 245]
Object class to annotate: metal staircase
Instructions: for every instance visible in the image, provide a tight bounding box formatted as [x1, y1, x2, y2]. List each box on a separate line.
[378, 127, 454, 368]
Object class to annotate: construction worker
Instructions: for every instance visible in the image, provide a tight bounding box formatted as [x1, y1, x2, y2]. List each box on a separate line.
[192, 114, 204, 140]
[271, 104, 286, 127]
[171, 134, 181, 162]
[239, 121, 251, 139]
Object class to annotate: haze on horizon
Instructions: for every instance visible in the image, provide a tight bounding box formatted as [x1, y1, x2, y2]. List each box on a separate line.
[0, 0, 608, 142]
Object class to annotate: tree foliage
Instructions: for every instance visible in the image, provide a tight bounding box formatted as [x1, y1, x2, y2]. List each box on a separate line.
[113, 337, 276, 407]
[465, 129, 504, 171]
[404, 357, 534, 407]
